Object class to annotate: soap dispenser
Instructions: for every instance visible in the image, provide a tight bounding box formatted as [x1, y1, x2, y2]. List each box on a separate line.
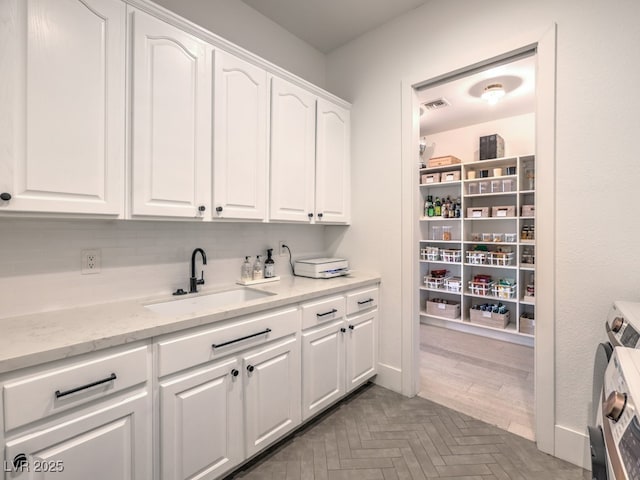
[264, 249, 275, 278]
[253, 255, 264, 280]
[241, 256, 252, 282]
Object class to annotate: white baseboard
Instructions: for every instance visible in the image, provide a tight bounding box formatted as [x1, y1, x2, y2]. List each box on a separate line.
[554, 424, 590, 470]
[373, 362, 402, 393]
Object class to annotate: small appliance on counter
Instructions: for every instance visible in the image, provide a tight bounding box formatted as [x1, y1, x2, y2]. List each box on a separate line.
[294, 258, 349, 279]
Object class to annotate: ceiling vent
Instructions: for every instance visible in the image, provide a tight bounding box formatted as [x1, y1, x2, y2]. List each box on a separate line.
[422, 98, 450, 111]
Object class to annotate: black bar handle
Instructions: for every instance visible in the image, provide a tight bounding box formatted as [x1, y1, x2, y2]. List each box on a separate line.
[317, 308, 337, 318]
[357, 298, 374, 305]
[212, 328, 271, 349]
[55, 373, 117, 398]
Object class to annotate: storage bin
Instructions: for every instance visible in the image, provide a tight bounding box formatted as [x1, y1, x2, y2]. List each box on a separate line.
[487, 251, 514, 266]
[444, 276, 462, 293]
[424, 275, 447, 289]
[441, 170, 461, 182]
[492, 233, 504, 242]
[504, 233, 517, 243]
[421, 246, 439, 261]
[468, 280, 495, 296]
[478, 181, 490, 193]
[521, 205, 535, 217]
[426, 300, 461, 319]
[467, 207, 490, 218]
[481, 232, 493, 242]
[466, 251, 488, 265]
[519, 314, 535, 335]
[427, 155, 461, 167]
[492, 282, 517, 299]
[502, 179, 516, 192]
[491, 205, 515, 217]
[421, 172, 440, 184]
[491, 179, 502, 193]
[469, 309, 510, 329]
[441, 249, 462, 263]
[467, 182, 479, 195]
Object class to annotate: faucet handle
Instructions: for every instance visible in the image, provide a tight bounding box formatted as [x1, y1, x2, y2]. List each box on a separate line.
[197, 270, 205, 285]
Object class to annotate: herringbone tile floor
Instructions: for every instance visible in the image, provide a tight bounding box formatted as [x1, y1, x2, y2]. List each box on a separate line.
[230, 384, 589, 479]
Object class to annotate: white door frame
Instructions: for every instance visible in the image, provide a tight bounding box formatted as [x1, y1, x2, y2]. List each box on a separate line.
[399, 24, 557, 455]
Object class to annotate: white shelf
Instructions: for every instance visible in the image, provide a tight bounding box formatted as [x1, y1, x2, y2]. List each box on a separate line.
[418, 154, 536, 342]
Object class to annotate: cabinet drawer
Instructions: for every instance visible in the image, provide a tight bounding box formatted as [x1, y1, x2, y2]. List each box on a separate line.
[345, 287, 379, 315]
[3, 345, 149, 431]
[301, 295, 345, 329]
[156, 306, 300, 377]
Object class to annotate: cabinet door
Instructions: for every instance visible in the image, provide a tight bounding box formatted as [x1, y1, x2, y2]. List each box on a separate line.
[212, 51, 267, 220]
[315, 99, 351, 224]
[301, 320, 345, 421]
[4, 392, 150, 480]
[158, 358, 243, 480]
[130, 9, 211, 218]
[345, 310, 377, 393]
[243, 335, 301, 457]
[0, 0, 125, 216]
[269, 77, 316, 222]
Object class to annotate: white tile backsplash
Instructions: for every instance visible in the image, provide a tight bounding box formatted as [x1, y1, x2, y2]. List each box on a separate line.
[0, 219, 328, 318]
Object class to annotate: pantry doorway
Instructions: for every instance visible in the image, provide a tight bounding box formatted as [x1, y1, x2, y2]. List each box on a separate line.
[400, 25, 557, 455]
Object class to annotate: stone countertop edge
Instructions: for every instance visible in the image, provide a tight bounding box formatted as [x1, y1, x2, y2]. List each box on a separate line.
[0, 272, 381, 375]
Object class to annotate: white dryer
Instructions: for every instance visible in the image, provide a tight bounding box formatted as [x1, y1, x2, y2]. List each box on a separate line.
[598, 347, 640, 479]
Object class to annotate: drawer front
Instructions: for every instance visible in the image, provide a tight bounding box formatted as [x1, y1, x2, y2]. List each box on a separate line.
[345, 286, 379, 315]
[301, 295, 345, 330]
[3, 345, 149, 431]
[156, 306, 300, 377]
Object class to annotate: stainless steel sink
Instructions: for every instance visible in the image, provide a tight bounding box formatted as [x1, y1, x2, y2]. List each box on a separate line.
[145, 288, 275, 316]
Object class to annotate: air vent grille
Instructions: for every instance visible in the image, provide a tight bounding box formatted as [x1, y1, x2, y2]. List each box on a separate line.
[423, 98, 450, 110]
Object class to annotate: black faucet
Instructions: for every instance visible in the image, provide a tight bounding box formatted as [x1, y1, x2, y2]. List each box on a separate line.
[189, 248, 207, 293]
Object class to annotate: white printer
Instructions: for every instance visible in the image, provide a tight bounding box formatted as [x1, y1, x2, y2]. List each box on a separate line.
[294, 258, 349, 279]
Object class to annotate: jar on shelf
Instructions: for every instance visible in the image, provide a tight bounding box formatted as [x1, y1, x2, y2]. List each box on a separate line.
[442, 226, 452, 241]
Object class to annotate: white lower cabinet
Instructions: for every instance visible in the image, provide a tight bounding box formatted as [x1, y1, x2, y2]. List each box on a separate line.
[159, 357, 243, 480]
[1, 343, 152, 480]
[345, 309, 377, 393]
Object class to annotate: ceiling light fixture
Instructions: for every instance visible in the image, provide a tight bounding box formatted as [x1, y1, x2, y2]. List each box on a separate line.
[481, 83, 506, 105]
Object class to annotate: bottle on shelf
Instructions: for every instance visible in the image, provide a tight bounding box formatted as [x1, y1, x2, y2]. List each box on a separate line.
[427, 196, 435, 217]
[434, 197, 442, 216]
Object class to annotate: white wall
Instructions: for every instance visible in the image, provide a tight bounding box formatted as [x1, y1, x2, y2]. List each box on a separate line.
[425, 113, 535, 163]
[0, 219, 326, 319]
[325, 0, 640, 468]
[152, 0, 326, 87]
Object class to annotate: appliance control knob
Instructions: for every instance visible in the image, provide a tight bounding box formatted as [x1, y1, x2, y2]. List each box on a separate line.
[611, 317, 625, 333]
[604, 391, 627, 422]
[0, 192, 11, 201]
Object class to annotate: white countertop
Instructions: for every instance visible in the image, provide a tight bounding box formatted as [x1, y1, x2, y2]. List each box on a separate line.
[0, 272, 380, 375]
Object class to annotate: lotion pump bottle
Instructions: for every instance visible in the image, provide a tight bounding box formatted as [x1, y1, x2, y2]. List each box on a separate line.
[264, 249, 275, 278]
[241, 256, 252, 282]
[253, 255, 264, 280]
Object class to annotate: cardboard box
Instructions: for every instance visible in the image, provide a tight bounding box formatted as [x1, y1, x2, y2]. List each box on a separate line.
[491, 205, 515, 217]
[519, 315, 535, 335]
[521, 205, 535, 217]
[479, 134, 505, 160]
[440, 170, 461, 182]
[469, 309, 510, 329]
[467, 206, 490, 218]
[421, 172, 440, 184]
[426, 300, 461, 319]
[427, 155, 461, 168]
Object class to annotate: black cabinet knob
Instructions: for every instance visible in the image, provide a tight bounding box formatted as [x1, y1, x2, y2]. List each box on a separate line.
[216, 206, 223, 213]
[307, 212, 313, 218]
[348, 325, 355, 330]
[198, 205, 206, 212]
[317, 213, 323, 219]
[247, 365, 255, 373]
[13, 453, 28, 470]
[340, 327, 346, 333]
[0, 193, 11, 201]
[231, 369, 239, 377]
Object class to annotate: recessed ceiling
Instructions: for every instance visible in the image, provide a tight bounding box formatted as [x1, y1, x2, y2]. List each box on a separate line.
[418, 55, 536, 135]
[240, 0, 428, 53]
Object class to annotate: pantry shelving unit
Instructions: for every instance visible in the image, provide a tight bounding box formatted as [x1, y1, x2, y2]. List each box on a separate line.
[418, 155, 535, 344]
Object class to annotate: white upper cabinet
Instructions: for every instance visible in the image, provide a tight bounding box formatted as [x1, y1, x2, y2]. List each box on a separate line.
[130, 8, 212, 218]
[316, 99, 351, 224]
[212, 51, 268, 220]
[0, 0, 126, 215]
[269, 77, 317, 223]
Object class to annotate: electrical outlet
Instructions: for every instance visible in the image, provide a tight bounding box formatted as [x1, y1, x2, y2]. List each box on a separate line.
[81, 249, 101, 274]
[278, 241, 287, 257]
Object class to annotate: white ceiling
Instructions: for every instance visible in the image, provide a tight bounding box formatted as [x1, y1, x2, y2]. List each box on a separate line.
[418, 55, 536, 135]
[240, 0, 428, 53]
